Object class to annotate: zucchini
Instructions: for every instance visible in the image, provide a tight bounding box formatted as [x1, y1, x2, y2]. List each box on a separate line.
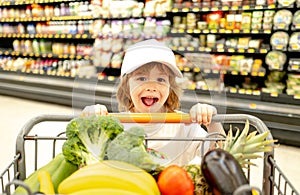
[14, 153, 64, 194]
[201, 149, 251, 195]
[14, 153, 77, 194]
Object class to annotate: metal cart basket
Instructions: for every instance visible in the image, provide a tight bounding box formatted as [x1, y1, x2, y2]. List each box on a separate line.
[1, 113, 299, 195]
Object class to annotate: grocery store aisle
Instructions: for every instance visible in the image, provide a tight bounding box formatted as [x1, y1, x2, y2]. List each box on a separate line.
[0, 94, 300, 193]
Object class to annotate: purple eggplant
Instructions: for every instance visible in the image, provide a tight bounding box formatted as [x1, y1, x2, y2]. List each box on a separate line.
[201, 148, 251, 195]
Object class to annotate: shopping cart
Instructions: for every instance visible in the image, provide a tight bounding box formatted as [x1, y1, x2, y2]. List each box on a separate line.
[0, 113, 299, 195]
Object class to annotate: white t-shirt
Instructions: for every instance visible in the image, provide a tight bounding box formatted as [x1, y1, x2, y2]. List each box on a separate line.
[123, 122, 208, 166]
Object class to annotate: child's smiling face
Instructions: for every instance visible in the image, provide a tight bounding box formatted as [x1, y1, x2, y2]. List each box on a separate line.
[129, 66, 170, 113]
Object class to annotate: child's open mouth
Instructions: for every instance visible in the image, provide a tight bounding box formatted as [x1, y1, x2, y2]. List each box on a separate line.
[141, 97, 159, 106]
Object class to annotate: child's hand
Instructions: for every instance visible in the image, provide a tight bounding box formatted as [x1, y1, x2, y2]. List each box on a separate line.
[189, 103, 217, 126]
[80, 104, 108, 117]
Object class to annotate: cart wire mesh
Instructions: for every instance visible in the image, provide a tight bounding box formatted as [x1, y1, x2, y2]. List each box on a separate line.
[1, 114, 299, 195]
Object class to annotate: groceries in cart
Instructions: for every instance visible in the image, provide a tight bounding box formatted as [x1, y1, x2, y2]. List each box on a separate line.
[11, 114, 278, 195]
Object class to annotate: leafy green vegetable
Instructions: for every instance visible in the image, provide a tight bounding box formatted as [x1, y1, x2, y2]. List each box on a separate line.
[62, 115, 124, 166]
[106, 126, 163, 171]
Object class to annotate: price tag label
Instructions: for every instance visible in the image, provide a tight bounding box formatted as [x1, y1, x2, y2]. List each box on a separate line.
[212, 7, 218, 11]
[192, 7, 200, 12]
[178, 46, 185, 51]
[275, 45, 284, 50]
[268, 4, 276, 8]
[258, 72, 265, 77]
[291, 44, 299, 50]
[253, 90, 261, 96]
[230, 88, 237, 93]
[294, 94, 300, 99]
[251, 72, 258, 76]
[172, 8, 179, 12]
[238, 48, 245, 53]
[264, 29, 271, 34]
[232, 6, 238, 10]
[246, 89, 252, 95]
[270, 92, 278, 97]
[193, 67, 200, 72]
[233, 29, 240, 33]
[205, 48, 212, 52]
[210, 29, 217, 33]
[219, 29, 226, 33]
[231, 70, 238, 75]
[242, 5, 250, 10]
[260, 49, 267, 53]
[291, 65, 299, 70]
[178, 29, 185, 33]
[241, 71, 248, 75]
[249, 103, 257, 109]
[212, 69, 219, 74]
[187, 47, 194, 51]
[238, 89, 246, 94]
[248, 48, 255, 53]
[222, 6, 229, 10]
[182, 7, 189, 12]
[171, 29, 177, 33]
[204, 69, 210, 73]
[184, 67, 190, 72]
[228, 48, 235, 53]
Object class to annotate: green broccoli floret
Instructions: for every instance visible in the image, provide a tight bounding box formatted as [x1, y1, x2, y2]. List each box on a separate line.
[62, 136, 98, 166]
[62, 115, 124, 166]
[106, 126, 163, 171]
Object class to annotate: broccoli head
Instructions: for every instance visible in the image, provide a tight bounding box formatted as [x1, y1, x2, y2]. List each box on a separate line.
[106, 126, 164, 171]
[62, 136, 98, 166]
[63, 115, 124, 166]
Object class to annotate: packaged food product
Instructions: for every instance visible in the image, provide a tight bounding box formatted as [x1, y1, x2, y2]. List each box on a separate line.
[292, 10, 300, 29]
[273, 9, 293, 30]
[270, 31, 289, 50]
[278, 0, 296, 7]
[265, 51, 287, 70]
[289, 32, 300, 50]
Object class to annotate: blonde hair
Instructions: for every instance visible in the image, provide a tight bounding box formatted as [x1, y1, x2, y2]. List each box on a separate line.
[116, 62, 183, 112]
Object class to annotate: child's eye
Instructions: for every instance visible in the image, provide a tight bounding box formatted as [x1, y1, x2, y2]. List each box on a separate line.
[157, 77, 166, 82]
[137, 77, 147, 81]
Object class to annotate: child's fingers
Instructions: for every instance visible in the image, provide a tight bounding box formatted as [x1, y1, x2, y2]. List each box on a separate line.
[190, 103, 217, 126]
[81, 104, 108, 117]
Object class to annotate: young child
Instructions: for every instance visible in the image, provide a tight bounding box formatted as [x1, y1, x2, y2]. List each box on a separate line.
[82, 39, 224, 165]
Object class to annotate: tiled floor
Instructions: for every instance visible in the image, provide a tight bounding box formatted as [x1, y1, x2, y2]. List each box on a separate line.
[0, 95, 299, 193]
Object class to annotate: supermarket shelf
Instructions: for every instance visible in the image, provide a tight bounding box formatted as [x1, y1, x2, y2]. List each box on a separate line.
[0, 71, 300, 147]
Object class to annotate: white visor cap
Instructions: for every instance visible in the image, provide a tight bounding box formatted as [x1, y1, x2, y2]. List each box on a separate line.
[121, 39, 183, 78]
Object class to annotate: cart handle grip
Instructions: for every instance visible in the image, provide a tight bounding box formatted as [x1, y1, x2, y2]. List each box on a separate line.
[109, 113, 192, 123]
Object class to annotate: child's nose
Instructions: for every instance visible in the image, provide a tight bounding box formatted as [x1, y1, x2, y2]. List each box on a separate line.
[146, 87, 157, 92]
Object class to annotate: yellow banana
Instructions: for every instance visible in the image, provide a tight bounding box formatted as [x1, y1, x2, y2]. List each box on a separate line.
[71, 160, 160, 195]
[58, 160, 160, 195]
[70, 188, 141, 195]
[37, 170, 55, 194]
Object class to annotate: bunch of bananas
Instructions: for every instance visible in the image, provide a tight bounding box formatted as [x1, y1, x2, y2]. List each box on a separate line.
[58, 160, 160, 195]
